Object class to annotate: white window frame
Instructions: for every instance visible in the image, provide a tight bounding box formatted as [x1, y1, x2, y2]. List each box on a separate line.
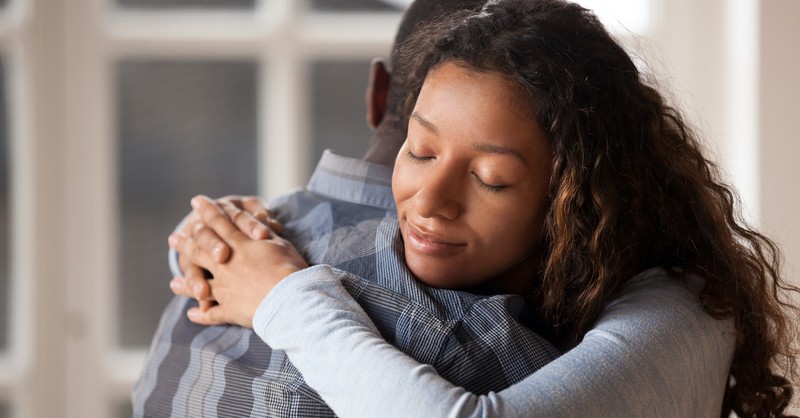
[62, 1, 402, 417]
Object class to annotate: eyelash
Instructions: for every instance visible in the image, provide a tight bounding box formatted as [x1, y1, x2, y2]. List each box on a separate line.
[473, 174, 507, 193]
[407, 151, 507, 193]
[406, 150, 430, 163]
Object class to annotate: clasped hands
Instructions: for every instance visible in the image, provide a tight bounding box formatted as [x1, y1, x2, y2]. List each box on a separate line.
[168, 195, 308, 328]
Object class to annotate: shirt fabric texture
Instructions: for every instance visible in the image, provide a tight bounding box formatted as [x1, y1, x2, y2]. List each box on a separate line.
[132, 151, 560, 417]
[255, 263, 737, 418]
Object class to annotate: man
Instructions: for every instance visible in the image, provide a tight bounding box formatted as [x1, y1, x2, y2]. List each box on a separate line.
[132, 1, 559, 417]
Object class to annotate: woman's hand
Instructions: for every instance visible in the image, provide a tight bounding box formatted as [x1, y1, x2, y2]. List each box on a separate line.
[169, 195, 283, 310]
[168, 195, 308, 328]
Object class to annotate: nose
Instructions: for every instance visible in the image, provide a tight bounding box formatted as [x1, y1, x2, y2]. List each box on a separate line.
[414, 164, 461, 220]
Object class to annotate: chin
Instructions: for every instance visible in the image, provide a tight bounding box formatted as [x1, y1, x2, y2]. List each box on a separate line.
[406, 260, 446, 288]
[413, 274, 452, 289]
[406, 259, 472, 289]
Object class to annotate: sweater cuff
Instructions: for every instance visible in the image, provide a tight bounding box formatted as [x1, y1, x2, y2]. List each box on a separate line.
[253, 264, 338, 341]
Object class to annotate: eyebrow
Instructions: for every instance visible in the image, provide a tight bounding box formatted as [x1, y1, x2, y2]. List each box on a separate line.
[472, 143, 527, 165]
[411, 111, 527, 164]
[411, 112, 440, 136]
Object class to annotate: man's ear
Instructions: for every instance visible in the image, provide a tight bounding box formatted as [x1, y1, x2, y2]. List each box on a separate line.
[366, 58, 391, 129]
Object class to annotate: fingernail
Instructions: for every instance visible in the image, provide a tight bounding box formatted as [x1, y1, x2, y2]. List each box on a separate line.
[168, 233, 178, 246]
[193, 283, 203, 297]
[253, 227, 266, 240]
[191, 196, 202, 209]
[187, 308, 199, 320]
[212, 245, 223, 261]
[169, 278, 181, 291]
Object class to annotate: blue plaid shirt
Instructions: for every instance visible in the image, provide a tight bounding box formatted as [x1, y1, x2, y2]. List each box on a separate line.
[132, 151, 560, 417]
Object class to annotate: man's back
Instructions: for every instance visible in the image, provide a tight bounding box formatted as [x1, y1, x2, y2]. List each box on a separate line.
[133, 152, 559, 417]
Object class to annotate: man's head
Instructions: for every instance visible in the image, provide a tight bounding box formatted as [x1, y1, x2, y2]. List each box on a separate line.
[363, 0, 486, 166]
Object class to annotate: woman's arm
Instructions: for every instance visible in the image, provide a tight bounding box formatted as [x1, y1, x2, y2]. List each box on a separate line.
[255, 266, 735, 418]
[173, 196, 735, 417]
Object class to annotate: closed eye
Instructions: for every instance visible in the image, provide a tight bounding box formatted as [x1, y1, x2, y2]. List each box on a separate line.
[472, 173, 507, 193]
[406, 150, 434, 163]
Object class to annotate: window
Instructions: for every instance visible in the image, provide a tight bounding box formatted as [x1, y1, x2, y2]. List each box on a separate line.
[116, 59, 259, 348]
[64, 1, 406, 417]
[21, 1, 800, 417]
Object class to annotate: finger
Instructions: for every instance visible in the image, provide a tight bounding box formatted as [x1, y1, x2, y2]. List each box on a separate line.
[192, 224, 232, 263]
[197, 299, 215, 312]
[179, 248, 207, 278]
[216, 195, 274, 225]
[168, 231, 216, 269]
[265, 217, 284, 234]
[172, 276, 216, 313]
[219, 195, 246, 210]
[221, 206, 271, 240]
[177, 211, 201, 238]
[169, 277, 195, 298]
[191, 195, 250, 244]
[227, 195, 284, 235]
[169, 275, 213, 302]
[242, 196, 283, 234]
[187, 305, 227, 326]
[178, 251, 213, 299]
[185, 274, 213, 301]
[240, 196, 270, 222]
[242, 213, 271, 240]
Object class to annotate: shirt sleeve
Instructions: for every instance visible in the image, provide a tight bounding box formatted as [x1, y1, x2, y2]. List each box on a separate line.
[253, 265, 735, 418]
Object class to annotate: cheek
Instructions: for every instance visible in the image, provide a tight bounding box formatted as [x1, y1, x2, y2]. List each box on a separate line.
[392, 161, 417, 206]
[478, 201, 546, 253]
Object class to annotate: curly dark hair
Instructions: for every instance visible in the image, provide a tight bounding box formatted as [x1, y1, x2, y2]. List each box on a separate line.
[399, 0, 799, 416]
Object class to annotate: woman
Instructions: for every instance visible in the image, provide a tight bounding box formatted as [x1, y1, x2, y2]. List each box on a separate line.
[171, 0, 799, 416]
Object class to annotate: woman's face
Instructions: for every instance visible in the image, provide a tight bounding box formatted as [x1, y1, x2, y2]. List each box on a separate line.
[393, 61, 553, 294]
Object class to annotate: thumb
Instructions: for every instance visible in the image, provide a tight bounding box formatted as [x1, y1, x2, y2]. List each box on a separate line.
[187, 305, 227, 326]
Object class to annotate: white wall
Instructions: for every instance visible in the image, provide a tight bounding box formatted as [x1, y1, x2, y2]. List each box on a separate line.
[759, 5, 800, 409]
[652, 0, 799, 290]
[759, 0, 800, 294]
[650, 3, 799, 411]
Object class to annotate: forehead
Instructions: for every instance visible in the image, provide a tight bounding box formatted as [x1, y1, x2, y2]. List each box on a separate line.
[413, 61, 545, 155]
[422, 61, 525, 104]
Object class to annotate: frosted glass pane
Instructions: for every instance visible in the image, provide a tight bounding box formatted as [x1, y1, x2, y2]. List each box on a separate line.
[310, 0, 406, 12]
[118, 0, 254, 9]
[116, 60, 258, 348]
[309, 60, 374, 171]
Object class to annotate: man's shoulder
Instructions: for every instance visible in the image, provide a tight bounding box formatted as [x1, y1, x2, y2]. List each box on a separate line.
[275, 187, 391, 221]
[304, 150, 395, 211]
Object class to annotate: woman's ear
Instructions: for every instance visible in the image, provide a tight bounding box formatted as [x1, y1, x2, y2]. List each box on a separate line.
[366, 58, 391, 129]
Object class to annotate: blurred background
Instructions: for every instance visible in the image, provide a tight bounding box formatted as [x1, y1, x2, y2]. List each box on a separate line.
[0, 0, 796, 417]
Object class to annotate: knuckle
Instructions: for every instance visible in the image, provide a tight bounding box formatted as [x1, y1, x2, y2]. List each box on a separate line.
[189, 242, 202, 260]
[197, 228, 217, 250]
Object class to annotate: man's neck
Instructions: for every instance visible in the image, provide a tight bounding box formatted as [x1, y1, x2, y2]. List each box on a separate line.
[362, 115, 405, 167]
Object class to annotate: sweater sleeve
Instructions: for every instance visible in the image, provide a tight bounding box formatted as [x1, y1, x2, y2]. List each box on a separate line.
[168, 216, 191, 278]
[253, 265, 735, 418]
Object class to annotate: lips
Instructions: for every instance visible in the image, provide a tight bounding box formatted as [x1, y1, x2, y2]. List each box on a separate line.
[405, 222, 466, 257]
